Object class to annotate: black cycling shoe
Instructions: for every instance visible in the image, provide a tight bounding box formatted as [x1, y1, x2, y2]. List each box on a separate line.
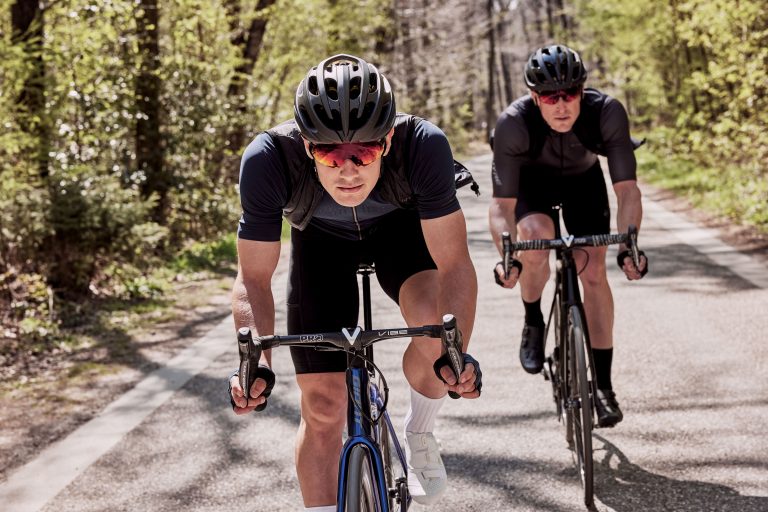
[595, 389, 624, 428]
[519, 323, 545, 374]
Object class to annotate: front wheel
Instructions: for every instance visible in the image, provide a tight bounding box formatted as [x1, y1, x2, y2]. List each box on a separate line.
[567, 305, 594, 507]
[344, 445, 378, 512]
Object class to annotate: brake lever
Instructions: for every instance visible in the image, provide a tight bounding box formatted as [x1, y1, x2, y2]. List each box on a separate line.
[441, 314, 464, 400]
[502, 231, 512, 279]
[237, 327, 262, 400]
[627, 225, 641, 270]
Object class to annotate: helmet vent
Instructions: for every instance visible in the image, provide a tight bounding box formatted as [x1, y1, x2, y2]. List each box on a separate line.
[544, 61, 558, 80]
[369, 73, 378, 92]
[349, 76, 362, 99]
[375, 103, 391, 130]
[350, 102, 375, 130]
[308, 76, 319, 95]
[297, 106, 316, 130]
[312, 104, 335, 129]
[326, 79, 339, 100]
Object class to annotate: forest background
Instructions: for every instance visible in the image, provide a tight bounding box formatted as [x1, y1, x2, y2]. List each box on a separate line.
[1, 0, 766, 367]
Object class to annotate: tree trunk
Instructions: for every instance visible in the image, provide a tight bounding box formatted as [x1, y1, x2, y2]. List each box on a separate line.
[225, 0, 276, 168]
[12, 0, 48, 178]
[135, 0, 166, 223]
[544, 0, 555, 38]
[486, 0, 496, 138]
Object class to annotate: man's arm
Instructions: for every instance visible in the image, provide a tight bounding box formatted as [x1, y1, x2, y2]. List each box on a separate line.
[488, 197, 522, 287]
[613, 180, 647, 279]
[488, 197, 518, 255]
[420, 209, 478, 348]
[230, 238, 280, 413]
[234, 238, 281, 365]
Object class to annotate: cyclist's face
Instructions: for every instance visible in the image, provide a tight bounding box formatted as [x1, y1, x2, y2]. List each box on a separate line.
[533, 89, 582, 133]
[305, 131, 393, 207]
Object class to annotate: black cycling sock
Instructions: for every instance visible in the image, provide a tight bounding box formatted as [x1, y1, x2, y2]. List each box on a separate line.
[523, 299, 544, 327]
[592, 348, 613, 390]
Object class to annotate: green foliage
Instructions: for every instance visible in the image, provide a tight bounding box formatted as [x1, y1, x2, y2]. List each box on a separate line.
[172, 233, 238, 272]
[573, 0, 767, 232]
[1, 271, 58, 342]
[640, 144, 768, 232]
[577, 0, 768, 172]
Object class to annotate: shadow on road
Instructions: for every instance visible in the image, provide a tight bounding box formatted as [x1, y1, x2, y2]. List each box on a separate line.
[593, 434, 768, 512]
[444, 450, 587, 512]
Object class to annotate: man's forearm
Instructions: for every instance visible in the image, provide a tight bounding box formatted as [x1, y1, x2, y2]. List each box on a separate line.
[232, 273, 275, 366]
[438, 261, 478, 349]
[615, 184, 643, 248]
[489, 199, 518, 255]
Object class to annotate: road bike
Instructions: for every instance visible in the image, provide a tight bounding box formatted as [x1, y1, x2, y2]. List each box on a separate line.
[237, 263, 465, 512]
[501, 207, 642, 507]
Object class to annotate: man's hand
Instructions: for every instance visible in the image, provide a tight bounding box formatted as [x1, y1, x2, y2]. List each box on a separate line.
[617, 250, 648, 280]
[434, 353, 482, 399]
[228, 366, 275, 415]
[493, 260, 521, 288]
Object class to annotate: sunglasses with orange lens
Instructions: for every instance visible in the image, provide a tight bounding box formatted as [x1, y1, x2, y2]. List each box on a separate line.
[538, 86, 582, 105]
[310, 140, 386, 168]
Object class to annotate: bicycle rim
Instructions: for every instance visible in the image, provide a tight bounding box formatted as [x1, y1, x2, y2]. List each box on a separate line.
[568, 306, 594, 507]
[345, 445, 378, 512]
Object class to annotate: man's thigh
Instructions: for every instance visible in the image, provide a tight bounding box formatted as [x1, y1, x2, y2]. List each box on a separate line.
[370, 209, 437, 304]
[287, 225, 360, 374]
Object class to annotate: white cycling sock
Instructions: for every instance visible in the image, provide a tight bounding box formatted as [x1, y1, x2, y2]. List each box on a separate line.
[404, 386, 445, 433]
[304, 506, 336, 511]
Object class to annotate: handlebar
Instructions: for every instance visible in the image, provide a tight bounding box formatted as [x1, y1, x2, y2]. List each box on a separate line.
[238, 314, 464, 400]
[500, 225, 642, 275]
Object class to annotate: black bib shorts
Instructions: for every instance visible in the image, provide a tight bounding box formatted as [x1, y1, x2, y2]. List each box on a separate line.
[287, 208, 437, 374]
[515, 161, 610, 236]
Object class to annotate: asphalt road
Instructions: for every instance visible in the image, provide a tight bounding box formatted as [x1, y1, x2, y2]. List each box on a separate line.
[2, 153, 767, 512]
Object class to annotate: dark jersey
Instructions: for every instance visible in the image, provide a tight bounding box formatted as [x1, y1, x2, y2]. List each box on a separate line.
[238, 118, 460, 241]
[492, 91, 637, 198]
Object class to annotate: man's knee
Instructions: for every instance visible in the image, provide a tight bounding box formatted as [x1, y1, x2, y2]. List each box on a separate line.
[579, 260, 608, 289]
[298, 375, 347, 430]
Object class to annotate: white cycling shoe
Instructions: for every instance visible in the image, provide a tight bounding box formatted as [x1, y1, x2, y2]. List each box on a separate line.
[405, 432, 447, 505]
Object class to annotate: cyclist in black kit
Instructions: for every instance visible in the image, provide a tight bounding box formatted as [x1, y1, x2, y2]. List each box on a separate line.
[488, 44, 648, 428]
[227, 54, 482, 511]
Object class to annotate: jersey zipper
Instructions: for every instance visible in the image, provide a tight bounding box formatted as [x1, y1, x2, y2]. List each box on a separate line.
[351, 207, 363, 240]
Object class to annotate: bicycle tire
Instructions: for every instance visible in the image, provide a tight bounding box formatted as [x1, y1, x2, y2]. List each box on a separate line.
[567, 305, 594, 507]
[345, 445, 378, 512]
[379, 420, 409, 511]
[379, 421, 395, 510]
[554, 299, 573, 445]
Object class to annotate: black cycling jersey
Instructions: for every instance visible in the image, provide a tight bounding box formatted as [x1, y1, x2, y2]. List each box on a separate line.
[238, 116, 460, 241]
[492, 89, 637, 198]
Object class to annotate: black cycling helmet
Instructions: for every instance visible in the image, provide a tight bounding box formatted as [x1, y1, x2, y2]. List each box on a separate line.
[524, 44, 587, 92]
[294, 54, 396, 144]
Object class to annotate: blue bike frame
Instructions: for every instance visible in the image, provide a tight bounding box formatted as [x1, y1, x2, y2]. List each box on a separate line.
[335, 266, 411, 512]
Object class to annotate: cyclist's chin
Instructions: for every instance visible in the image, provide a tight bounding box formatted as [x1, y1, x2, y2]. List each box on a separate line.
[549, 119, 576, 133]
[330, 187, 370, 207]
